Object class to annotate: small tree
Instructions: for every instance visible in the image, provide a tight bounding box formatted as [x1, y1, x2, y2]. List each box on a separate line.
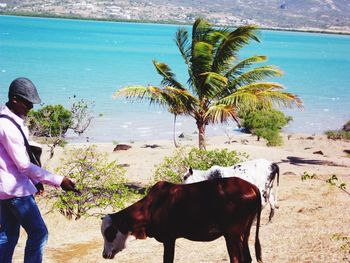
[69, 97, 94, 136]
[27, 105, 72, 158]
[27, 98, 94, 158]
[27, 104, 72, 137]
[152, 147, 247, 184]
[241, 109, 292, 146]
[50, 145, 130, 220]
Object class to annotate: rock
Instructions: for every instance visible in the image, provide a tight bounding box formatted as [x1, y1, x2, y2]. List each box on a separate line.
[113, 144, 132, 151]
[141, 144, 160, 149]
[313, 150, 324, 155]
[225, 140, 238, 144]
[241, 139, 249, 145]
[297, 208, 305, 213]
[283, 171, 297, 176]
[118, 163, 130, 167]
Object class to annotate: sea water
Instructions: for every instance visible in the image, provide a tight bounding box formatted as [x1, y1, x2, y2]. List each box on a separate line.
[0, 15, 349, 142]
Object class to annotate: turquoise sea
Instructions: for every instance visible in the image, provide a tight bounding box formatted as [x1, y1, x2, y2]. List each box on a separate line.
[0, 15, 349, 142]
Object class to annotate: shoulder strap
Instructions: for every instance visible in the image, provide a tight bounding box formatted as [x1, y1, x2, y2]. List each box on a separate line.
[0, 114, 41, 166]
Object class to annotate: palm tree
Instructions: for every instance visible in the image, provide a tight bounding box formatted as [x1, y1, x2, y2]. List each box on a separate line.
[114, 18, 302, 149]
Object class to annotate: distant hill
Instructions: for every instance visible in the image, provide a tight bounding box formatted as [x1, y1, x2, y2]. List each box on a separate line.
[1, 0, 349, 33]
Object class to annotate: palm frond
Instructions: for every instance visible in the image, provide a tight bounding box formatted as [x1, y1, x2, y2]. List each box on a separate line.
[114, 85, 198, 117]
[225, 55, 267, 78]
[199, 72, 228, 98]
[192, 42, 213, 72]
[205, 104, 239, 125]
[192, 17, 212, 42]
[174, 28, 195, 90]
[217, 82, 303, 110]
[212, 25, 260, 72]
[191, 41, 214, 95]
[207, 29, 229, 49]
[191, 18, 214, 93]
[228, 65, 283, 89]
[113, 85, 166, 105]
[153, 60, 185, 89]
[164, 86, 198, 115]
[175, 28, 191, 67]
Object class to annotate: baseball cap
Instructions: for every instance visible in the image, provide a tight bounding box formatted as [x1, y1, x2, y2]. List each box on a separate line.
[9, 77, 41, 104]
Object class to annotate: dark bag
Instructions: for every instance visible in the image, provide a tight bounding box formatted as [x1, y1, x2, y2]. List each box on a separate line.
[0, 114, 41, 167]
[0, 114, 43, 193]
[28, 144, 42, 167]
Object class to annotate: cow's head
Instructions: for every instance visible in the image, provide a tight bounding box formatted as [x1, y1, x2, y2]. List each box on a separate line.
[101, 215, 130, 259]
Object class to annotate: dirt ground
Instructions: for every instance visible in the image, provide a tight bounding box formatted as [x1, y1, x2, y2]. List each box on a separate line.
[11, 134, 350, 262]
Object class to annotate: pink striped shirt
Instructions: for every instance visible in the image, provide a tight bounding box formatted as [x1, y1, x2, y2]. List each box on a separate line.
[0, 105, 63, 200]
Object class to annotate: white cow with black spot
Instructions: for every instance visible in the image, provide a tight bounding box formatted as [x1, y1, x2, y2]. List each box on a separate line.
[183, 158, 280, 222]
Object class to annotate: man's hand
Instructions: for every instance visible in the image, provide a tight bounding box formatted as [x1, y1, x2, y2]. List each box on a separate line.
[60, 176, 81, 194]
[35, 182, 44, 196]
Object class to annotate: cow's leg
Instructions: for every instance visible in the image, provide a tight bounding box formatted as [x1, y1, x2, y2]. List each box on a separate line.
[268, 192, 278, 222]
[268, 207, 275, 223]
[241, 216, 256, 263]
[270, 190, 279, 209]
[242, 235, 252, 263]
[224, 234, 244, 263]
[242, 224, 254, 263]
[163, 239, 175, 263]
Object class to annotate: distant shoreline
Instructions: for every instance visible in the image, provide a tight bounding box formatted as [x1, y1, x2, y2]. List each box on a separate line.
[1, 12, 350, 36]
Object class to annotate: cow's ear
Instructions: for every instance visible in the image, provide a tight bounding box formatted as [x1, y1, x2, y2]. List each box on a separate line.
[189, 167, 193, 175]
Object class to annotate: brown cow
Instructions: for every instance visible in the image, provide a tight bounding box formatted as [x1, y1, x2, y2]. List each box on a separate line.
[101, 177, 263, 263]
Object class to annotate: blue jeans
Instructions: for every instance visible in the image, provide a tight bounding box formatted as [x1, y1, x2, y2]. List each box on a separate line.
[0, 195, 48, 263]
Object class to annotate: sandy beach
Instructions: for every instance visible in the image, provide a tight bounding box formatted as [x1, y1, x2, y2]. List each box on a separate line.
[11, 133, 350, 262]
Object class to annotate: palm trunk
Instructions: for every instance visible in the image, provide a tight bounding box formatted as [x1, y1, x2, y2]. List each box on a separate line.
[173, 114, 179, 148]
[197, 120, 206, 150]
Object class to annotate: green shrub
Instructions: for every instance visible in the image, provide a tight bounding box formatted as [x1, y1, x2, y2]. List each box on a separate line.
[241, 109, 292, 146]
[325, 130, 350, 140]
[332, 234, 350, 262]
[255, 128, 283, 146]
[50, 145, 130, 220]
[325, 120, 350, 141]
[186, 148, 247, 169]
[27, 104, 72, 137]
[152, 148, 188, 184]
[152, 147, 247, 184]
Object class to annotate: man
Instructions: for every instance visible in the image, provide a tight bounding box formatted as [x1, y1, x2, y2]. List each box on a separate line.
[0, 77, 80, 263]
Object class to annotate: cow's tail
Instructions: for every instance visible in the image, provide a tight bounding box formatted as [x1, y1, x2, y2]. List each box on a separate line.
[271, 163, 279, 186]
[255, 188, 263, 263]
[271, 163, 280, 210]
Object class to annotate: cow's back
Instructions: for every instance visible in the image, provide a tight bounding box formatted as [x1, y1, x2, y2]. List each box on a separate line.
[145, 178, 261, 242]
